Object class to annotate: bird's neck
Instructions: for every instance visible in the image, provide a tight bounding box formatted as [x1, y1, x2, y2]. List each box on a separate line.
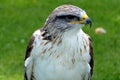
[62, 28, 83, 39]
[41, 26, 83, 41]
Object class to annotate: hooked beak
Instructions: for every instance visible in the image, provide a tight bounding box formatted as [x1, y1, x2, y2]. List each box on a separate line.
[86, 18, 92, 28]
[69, 14, 92, 27]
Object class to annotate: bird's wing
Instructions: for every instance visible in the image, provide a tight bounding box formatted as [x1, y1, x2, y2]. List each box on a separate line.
[24, 36, 34, 80]
[24, 29, 42, 80]
[88, 37, 94, 80]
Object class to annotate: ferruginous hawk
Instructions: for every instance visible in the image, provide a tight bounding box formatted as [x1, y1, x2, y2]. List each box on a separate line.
[24, 5, 94, 80]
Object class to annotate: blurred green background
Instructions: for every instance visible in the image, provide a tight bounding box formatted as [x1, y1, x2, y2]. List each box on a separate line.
[0, 0, 120, 80]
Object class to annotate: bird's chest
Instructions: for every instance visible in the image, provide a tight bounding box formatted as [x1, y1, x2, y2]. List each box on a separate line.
[33, 35, 90, 80]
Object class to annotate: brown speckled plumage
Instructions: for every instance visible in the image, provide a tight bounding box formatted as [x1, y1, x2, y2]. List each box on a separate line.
[24, 5, 94, 80]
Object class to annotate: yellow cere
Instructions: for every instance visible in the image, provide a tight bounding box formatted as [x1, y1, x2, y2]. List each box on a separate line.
[69, 14, 88, 24]
[83, 14, 88, 20]
[69, 21, 84, 24]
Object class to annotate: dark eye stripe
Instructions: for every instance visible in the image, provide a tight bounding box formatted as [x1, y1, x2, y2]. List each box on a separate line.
[56, 15, 79, 22]
[66, 15, 77, 19]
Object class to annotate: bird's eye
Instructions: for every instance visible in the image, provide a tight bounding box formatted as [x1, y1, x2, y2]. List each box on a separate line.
[57, 15, 79, 22]
[65, 15, 79, 22]
[66, 15, 75, 20]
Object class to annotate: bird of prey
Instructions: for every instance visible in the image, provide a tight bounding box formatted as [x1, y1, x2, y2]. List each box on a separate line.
[24, 5, 94, 80]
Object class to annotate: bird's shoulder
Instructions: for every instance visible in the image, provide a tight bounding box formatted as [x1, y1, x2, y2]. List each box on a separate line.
[86, 34, 94, 77]
[24, 29, 44, 80]
[83, 33, 94, 79]
[25, 29, 44, 60]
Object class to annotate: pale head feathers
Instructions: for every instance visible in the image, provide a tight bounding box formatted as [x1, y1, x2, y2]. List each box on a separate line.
[41, 5, 91, 40]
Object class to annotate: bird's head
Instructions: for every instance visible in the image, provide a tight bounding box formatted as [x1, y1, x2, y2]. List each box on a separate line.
[43, 5, 92, 37]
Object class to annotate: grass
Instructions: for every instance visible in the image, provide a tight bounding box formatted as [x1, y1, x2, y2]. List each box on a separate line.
[0, 0, 120, 80]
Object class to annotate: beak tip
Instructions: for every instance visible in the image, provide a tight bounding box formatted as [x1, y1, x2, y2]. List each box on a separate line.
[86, 18, 92, 28]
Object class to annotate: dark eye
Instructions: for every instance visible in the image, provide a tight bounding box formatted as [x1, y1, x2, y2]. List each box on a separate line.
[65, 15, 79, 22]
[66, 15, 75, 20]
[57, 15, 79, 22]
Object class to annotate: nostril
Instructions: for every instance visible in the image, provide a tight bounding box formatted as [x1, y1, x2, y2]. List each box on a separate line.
[82, 18, 86, 20]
